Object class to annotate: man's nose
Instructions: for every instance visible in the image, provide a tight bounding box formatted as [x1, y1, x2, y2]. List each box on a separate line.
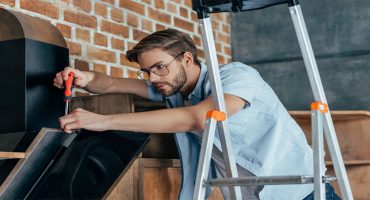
[149, 72, 160, 82]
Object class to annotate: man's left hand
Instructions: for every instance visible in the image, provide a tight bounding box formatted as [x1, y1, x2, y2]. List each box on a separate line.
[60, 108, 110, 133]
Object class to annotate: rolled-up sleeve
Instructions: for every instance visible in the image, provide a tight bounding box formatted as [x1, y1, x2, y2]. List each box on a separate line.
[205, 62, 265, 106]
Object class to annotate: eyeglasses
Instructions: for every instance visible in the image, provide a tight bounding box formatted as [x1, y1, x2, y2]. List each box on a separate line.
[137, 52, 184, 80]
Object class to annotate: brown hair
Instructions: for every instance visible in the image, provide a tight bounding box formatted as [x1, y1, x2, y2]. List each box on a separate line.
[126, 29, 201, 66]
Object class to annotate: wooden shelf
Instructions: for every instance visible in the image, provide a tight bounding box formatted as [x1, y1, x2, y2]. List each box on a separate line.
[0, 151, 25, 159]
[325, 160, 370, 166]
[289, 110, 370, 121]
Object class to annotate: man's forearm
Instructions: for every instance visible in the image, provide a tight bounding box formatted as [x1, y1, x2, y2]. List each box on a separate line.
[83, 71, 115, 94]
[82, 71, 149, 98]
[106, 107, 204, 134]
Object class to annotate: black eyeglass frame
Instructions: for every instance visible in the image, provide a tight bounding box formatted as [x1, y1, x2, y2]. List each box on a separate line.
[137, 52, 185, 80]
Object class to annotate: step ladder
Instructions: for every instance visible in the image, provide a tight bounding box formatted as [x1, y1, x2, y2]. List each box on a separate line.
[191, 0, 354, 199]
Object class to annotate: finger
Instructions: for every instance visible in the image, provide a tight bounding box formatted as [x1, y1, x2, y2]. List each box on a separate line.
[74, 79, 84, 87]
[55, 73, 64, 87]
[60, 116, 82, 133]
[64, 122, 81, 134]
[59, 115, 78, 129]
[62, 67, 82, 81]
[53, 76, 64, 88]
[53, 82, 64, 89]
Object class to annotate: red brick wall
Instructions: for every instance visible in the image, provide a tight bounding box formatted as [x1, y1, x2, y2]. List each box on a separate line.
[0, 0, 231, 94]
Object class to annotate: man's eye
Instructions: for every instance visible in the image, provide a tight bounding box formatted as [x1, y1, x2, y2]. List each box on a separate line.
[155, 65, 166, 70]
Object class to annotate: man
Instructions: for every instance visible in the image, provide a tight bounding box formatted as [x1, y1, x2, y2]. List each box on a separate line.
[55, 29, 339, 199]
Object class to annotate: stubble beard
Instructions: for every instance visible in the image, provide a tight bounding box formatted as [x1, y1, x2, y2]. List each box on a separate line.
[159, 64, 187, 97]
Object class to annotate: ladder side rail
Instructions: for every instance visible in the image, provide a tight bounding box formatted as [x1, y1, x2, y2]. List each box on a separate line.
[289, 3, 353, 200]
[193, 117, 218, 200]
[198, 16, 242, 200]
[312, 105, 326, 199]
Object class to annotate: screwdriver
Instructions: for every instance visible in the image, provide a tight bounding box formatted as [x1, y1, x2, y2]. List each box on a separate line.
[64, 72, 74, 116]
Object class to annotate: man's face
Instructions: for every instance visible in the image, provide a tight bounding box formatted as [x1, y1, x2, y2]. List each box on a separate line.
[137, 48, 187, 97]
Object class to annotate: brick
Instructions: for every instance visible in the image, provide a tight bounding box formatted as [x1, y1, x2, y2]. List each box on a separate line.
[127, 70, 138, 79]
[217, 32, 230, 44]
[184, 0, 192, 8]
[133, 29, 148, 41]
[127, 12, 138, 27]
[179, 7, 188, 18]
[217, 54, 225, 64]
[94, 32, 108, 47]
[155, 23, 166, 31]
[141, 18, 153, 32]
[64, 10, 97, 29]
[215, 42, 222, 53]
[94, 63, 107, 74]
[197, 26, 202, 35]
[174, 17, 194, 32]
[110, 67, 123, 78]
[56, 23, 72, 38]
[75, 59, 89, 71]
[225, 14, 231, 23]
[148, 7, 171, 25]
[66, 41, 81, 56]
[101, 20, 129, 38]
[111, 8, 124, 23]
[111, 37, 125, 51]
[119, 0, 145, 15]
[20, 0, 59, 19]
[155, 0, 164, 9]
[76, 28, 90, 42]
[120, 54, 140, 68]
[213, 13, 223, 21]
[141, 0, 152, 6]
[211, 20, 220, 31]
[223, 46, 231, 55]
[73, 0, 91, 12]
[94, 2, 107, 17]
[0, 0, 15, 7]
[193, 35, 202, 47]
[191, 11, 197, 21]
[101, 0, 115, 5]
[166, 2, 177, 14]
[87, 46, 116, 63]
[222, 24, 230, 34]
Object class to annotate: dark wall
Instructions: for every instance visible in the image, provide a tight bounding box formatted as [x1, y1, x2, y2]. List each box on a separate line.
[231, 0, 370, 110]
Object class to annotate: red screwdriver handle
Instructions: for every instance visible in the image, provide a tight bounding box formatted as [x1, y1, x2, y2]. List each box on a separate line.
[64, 72, 74, 100]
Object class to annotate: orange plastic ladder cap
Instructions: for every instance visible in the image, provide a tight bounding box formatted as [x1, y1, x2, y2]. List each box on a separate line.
[206, 110, 226, 121]
[311, 102, 329, 113]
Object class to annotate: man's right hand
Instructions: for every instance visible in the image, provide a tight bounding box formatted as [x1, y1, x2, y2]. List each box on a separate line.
[53, 67, 93, 89]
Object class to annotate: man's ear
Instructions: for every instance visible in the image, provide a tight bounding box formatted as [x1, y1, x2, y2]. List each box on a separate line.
[183, 52, 194, 65]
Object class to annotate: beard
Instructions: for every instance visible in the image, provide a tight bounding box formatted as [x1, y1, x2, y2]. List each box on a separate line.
[156, 64, 187, 97]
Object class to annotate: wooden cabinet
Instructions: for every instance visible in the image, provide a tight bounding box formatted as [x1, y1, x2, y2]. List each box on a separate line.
[290, 110, 370, 200]
[104, 158, 223, 200]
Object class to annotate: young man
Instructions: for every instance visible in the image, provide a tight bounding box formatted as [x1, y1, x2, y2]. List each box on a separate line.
[55, 29, 339, 200]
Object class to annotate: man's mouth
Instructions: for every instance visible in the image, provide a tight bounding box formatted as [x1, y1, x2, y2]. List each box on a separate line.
[154, 83, 168, 90]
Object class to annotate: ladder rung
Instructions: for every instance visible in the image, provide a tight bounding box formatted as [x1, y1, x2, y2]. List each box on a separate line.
[206, 176, 315, 187]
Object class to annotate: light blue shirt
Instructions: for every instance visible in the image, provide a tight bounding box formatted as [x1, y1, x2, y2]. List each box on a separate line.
[147, 62, 314, 200]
